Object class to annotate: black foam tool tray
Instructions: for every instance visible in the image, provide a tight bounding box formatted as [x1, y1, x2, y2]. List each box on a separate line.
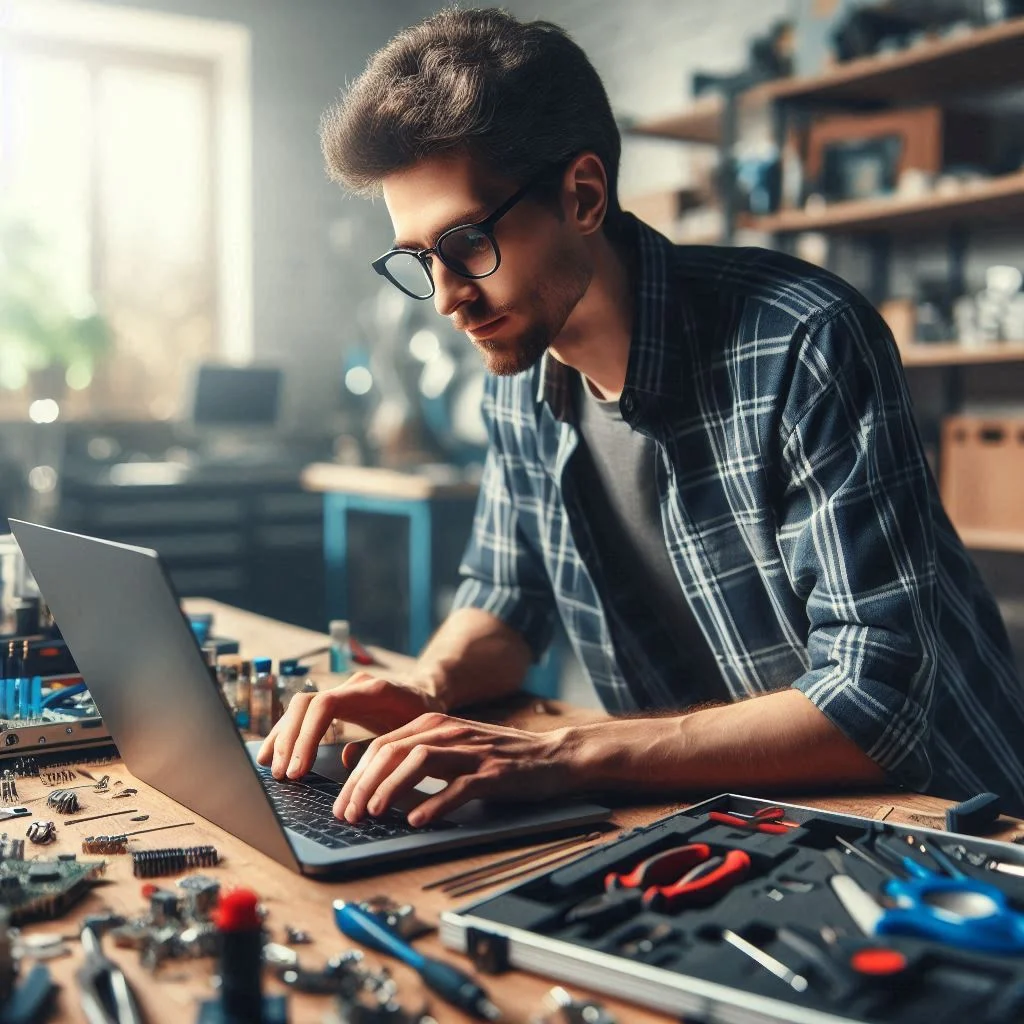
[440, 794, 1024, 1024]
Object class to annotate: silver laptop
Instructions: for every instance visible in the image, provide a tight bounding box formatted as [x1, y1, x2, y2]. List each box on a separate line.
[9, 520, 610, 876]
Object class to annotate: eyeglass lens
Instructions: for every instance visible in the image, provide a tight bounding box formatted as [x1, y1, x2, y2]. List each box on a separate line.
[437, 226, 498, 276]
[383, 251, 433, 299]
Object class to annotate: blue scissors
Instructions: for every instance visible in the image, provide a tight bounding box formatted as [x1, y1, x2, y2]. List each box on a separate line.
[837, 835, 1024, 955]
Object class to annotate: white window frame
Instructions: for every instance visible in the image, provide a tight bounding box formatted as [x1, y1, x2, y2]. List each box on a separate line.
[0, 0, 253, 363]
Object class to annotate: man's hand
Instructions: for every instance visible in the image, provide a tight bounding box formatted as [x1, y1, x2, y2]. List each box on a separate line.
[255, 672, 445, 781]
[334, 713, 578, 827]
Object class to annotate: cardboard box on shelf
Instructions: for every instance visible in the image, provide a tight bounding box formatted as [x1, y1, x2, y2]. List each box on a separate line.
[941, 415, 1024, 546]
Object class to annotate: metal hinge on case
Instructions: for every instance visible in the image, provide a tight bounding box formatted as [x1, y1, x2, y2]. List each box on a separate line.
[466, 926, 509, 974]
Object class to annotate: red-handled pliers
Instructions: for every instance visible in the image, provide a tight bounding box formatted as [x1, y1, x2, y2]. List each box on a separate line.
[566, 843, 751, 927]
[708, 806, 797, 835]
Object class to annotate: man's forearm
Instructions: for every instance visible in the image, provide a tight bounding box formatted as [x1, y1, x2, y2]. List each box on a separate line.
[411, 608, 532, 711]
[567, 688, 886, 794]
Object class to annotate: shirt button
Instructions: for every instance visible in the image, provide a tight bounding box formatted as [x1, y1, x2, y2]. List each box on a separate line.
[622, 394, 635, 414]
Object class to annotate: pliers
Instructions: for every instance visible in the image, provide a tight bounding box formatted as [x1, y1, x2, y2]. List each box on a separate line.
[566, 843, 751, 928]
[708, 806, 797, 835]
[76, 916, 146, 1024]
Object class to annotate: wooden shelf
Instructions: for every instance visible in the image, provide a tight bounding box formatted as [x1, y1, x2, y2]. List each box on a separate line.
[625, 84, 777, 145]
[900, 342, 1024, 367]
[958, 527, 1024, 554]
[625, 93, 724, 145]
[760, 17, 1024, 106]
[746, 171, 1024, 234]
[625, 19, 1024, 147]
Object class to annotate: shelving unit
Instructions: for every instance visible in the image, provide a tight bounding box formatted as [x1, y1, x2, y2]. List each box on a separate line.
[624, 16, 1024, 552]
[899, 343, 1024, 368]
[626, 83, 778, 145]
[747, 170, 1024, 235]
[757, 17, 1024, 106]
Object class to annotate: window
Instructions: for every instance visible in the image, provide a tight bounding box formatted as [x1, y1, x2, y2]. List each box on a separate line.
[0, 1, 251, 418]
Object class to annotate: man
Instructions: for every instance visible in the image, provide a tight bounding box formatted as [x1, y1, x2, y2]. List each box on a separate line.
[258, 7, 1024, 823]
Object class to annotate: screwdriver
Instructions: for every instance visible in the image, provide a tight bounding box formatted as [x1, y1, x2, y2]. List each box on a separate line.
[333, 900, 502, 1021]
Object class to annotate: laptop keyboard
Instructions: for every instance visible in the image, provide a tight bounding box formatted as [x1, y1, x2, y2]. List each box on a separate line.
[256, 766, 452, 849]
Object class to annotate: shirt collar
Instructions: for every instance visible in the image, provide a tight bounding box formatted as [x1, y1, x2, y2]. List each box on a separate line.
[536, 213, 691, 418]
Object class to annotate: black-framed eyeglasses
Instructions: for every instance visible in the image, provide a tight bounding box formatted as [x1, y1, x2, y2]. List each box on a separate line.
[371, 164, 563, 300]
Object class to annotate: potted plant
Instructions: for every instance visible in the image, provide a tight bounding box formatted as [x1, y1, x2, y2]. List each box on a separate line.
[0, 214, 109, 401]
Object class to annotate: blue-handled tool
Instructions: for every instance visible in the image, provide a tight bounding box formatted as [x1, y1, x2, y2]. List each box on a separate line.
[332, 900, 502, 1021]
[836, 835, 1024, 955]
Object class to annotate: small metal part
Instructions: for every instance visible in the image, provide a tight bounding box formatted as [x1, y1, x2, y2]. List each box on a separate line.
[131, 845, 219, 878]
[275, 950, 370, 996]
[263, 942, 299, 967]
[775, 877, 817, 894]
[534, 985, 618, 1024]
[766, 888, 785, 902]
[358, 896, 432, 941]
[82, 820, 196, 855]
[129, 816, 149, 823]
[39, 769, 76, 788]
[616, 923, 675, 958]
[16, 933, 69, 960]
[284, 925, 312, 944]
[45, 790, 79, 815]
[836, 836, 898, 879]
[1, 771, 20, 806]
[177, 875, 220, 917]
[91, 775, 110, 792]
[721, 929, 808, 993]
[149, 890, 181, 926]
[112, 788, 138, 799]
[949, 843, 990, 868]
[25, 821, 56, 845]
[177, 922, 218, 957]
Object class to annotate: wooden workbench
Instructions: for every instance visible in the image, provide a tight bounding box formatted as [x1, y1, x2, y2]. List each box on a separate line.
[14, 600, 1022, 1023]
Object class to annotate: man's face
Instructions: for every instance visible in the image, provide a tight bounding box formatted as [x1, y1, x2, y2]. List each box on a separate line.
[381, 151, 592, 376]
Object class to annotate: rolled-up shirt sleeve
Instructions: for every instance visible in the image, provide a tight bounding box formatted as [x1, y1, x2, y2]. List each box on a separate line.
[450, 386, 557, 661]
[778, 301, 940, 789]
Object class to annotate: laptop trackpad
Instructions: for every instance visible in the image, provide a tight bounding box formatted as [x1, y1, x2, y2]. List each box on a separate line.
[308, 743, 496, 823]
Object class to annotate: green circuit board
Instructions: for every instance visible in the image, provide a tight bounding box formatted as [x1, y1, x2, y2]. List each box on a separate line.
[0, 842, 106, 923]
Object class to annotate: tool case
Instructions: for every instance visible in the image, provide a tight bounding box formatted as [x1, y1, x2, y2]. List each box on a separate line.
[440, 794, 1024, 1023]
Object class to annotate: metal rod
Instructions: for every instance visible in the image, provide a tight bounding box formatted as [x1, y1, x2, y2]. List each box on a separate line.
[63, 808, 139, 826]
[836, 836, 898, 880]
[424, 832, 604, 891]
[445, 838, 602, 899]
[721, 929, 808, 993]
[123, 821, 195, 839]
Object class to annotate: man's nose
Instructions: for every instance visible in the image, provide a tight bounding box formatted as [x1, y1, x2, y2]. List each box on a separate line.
[431, 260, 479, 319]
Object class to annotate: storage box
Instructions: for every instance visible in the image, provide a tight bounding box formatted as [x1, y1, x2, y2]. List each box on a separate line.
[941, 416, 1024, 546]
[442, 794, 1024, 1023]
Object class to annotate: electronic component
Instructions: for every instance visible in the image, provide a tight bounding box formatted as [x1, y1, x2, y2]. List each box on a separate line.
[0, 772, 19, 806]
[0, 852, 105, 923]
[132, 846, 220, 879]
[81, 820, 196, 854]
[25, 821, 55, 845]
[46, 790, 79, 815]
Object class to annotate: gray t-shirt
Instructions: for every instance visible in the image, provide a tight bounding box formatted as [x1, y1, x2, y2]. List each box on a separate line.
[571, 371, 722, 707]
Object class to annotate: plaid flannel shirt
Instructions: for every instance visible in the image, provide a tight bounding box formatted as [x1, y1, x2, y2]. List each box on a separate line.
[451, 213, 1024, 811]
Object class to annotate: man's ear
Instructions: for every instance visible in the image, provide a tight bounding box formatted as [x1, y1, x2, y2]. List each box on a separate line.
[563, 152, 608, 237]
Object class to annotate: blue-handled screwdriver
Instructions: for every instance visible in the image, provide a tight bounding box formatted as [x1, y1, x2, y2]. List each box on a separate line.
[332, 899, 502, 1021]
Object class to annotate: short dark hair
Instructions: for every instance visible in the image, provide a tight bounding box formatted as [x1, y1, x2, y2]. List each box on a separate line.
[320, 6, 623, 234]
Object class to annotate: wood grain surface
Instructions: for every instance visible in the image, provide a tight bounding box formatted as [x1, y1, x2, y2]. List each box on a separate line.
[9, 600, 1016, 1023]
